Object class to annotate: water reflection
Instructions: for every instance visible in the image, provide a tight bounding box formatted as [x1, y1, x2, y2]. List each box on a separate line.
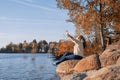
[39, 65, 45, 71]
[31, 57, 36, 61]
[23, 56, 28, 60]
[0, 53, 59, 80]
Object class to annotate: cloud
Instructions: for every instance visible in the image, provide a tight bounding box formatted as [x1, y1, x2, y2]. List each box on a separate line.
[0, 16, 65, 25]
[10, 0, 56, 11]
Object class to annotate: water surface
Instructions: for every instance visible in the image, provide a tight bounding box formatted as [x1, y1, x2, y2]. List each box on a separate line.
[0, 53, 59, 80]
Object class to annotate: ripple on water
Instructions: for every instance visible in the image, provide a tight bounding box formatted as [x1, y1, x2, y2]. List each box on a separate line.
[0, 53, 60, 80]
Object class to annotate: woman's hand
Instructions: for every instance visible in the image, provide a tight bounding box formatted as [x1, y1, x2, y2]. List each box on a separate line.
[66, 30, 73, 38]
[66, 30, 69, 36]
[65, 30, 75, 43]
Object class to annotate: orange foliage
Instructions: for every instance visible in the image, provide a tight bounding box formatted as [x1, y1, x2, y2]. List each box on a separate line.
[54, 31, 120, 57]
[54, 40, 74, 57]
[84, 41, 103, 56]
[56, 0, 120, 34]
[56, 0, 120, 52]
[54, 39, 103, 57]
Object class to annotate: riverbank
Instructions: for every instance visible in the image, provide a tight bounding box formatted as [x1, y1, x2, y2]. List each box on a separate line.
[56, 41, 120, 80]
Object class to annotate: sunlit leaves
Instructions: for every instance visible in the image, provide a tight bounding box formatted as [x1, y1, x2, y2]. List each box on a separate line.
[56, 0, 120, 54]
[55, 40, 74, 57]
[56, 0, 120, 32]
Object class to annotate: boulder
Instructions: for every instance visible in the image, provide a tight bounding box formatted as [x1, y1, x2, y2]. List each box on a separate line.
[73, 54, 101, 72]
[100, 45, 120, 67]
[56, 42, 120, 80]
[61, 72, 87, 80]
[61, 70, 97, 80]
[106, 43, 120, 50]
[56, 60, 79, 78]
[116, 57, 120, 64]
[84, 64, 120, 80]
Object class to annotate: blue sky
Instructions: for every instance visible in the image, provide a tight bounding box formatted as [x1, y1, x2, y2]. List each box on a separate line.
[0, 0, 75, 48]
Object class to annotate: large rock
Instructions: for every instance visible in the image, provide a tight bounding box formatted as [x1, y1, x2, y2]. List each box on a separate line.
[84, 64, 120, 80]
[61, 70, 97, 80]
[56, 60, 79, 78]
[61, 72, 87, 80]
[100, 45, 120, 67]
[56, 42, 120, 80]
[73, 54, 101, 72]
[116, 57, 120, 64]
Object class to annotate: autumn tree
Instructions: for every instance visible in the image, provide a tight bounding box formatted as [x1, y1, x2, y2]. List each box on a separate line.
[23, 40, 29, 52]
[55, 40, 74, 57]
[37, 40, 49, 53]
[48, 41, 58, 53]
[56, 0, 120, 50]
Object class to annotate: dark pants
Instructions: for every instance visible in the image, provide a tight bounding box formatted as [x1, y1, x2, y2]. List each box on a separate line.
[55, 52, 83, 65]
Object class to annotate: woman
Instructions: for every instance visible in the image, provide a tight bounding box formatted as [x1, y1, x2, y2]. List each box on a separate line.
[54, 31, 86, 65]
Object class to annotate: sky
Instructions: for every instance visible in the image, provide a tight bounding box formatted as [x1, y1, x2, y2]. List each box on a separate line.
[0, 0, 75, 48]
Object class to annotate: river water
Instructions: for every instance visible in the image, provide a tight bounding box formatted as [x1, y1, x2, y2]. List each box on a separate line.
[0, 53, 59, 80]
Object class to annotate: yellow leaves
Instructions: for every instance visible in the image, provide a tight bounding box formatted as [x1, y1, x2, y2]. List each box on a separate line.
[56, 0, 120, 41]
[56, 0, 120, 56]
[55, 40, 74, 57]
[101, 0, 111, 4]
[54, 39, 104, 57]
[94, 0, 99, 5]
[88, 1, 95, 7]
[113, 23, 120, 31]
[77, 6, 83, 11]
[62, 0, 71, 9]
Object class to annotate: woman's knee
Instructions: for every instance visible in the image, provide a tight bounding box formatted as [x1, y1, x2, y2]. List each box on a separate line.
[75, 56, 83, 59]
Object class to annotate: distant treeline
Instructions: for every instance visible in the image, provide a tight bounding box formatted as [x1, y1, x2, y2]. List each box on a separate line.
[0, 39, 57, 53]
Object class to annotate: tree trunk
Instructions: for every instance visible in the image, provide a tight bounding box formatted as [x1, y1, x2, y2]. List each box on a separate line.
[100, 24, 105, 50]
[100, 1, 105, 50]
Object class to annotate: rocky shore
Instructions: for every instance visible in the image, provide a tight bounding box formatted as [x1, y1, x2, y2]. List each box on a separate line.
[56, 41, 120, 80]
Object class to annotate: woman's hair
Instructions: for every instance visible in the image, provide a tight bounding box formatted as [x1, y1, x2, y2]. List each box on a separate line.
[78, 35, 86, 48]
